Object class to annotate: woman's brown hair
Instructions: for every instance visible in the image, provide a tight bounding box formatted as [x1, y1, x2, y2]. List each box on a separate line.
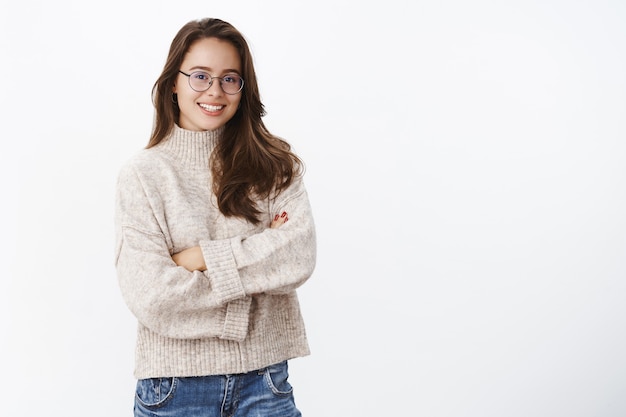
[148, 18, 302, 224]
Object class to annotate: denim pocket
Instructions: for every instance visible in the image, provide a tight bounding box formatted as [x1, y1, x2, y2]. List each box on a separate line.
[263, 361, 294, 397]
[135, 377, 177, 409]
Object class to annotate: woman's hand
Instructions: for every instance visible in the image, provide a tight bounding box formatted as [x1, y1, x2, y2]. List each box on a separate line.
[172, 246, 207, 272]
[270, 211, 288, 228]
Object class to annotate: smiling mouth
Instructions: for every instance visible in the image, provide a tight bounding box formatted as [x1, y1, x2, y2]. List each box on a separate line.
[199, 104, 224, 112]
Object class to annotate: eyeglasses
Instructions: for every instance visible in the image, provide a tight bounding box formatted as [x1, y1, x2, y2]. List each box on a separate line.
[179, 70, 244, 95]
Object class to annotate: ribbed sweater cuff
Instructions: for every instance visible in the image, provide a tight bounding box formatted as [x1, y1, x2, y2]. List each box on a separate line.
[221, 297, 251, 341]
[200, 238, 246, 304]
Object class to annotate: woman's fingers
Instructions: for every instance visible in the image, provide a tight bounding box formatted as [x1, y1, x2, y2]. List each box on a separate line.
[270, 211, 288, 228]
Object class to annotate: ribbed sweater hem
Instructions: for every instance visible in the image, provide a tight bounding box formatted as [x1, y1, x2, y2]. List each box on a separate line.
[134, 324, 310, 379]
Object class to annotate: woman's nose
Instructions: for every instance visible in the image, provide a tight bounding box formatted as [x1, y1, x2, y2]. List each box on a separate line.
[205, 80, 224, 96]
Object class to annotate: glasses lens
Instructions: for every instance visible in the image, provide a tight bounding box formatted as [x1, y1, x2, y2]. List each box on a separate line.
[189, 71, 211, 91]
[220, 74, 244, 94]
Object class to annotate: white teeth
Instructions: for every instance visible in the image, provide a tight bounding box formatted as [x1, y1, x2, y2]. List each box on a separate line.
[199, 104, 224, 112]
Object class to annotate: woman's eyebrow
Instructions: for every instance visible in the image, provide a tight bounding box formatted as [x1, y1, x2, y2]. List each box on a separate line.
[188, 65, 241, 74]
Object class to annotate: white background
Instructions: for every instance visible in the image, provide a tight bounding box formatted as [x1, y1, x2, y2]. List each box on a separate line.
[1, 0, 625, 416]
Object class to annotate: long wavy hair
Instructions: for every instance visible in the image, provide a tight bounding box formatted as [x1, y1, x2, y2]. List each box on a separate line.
[148, 18, 302, 224]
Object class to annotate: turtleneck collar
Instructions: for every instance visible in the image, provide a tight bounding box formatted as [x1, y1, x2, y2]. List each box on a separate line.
[156, 124, 223, 169]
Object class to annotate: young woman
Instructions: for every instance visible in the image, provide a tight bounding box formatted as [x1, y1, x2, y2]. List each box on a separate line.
[114, 18, 316, 416]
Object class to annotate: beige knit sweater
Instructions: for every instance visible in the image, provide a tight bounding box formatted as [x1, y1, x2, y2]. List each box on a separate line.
[114, 125, 316, 379]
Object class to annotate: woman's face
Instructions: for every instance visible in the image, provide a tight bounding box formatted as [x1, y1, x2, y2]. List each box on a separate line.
[174, 37, 243, 131]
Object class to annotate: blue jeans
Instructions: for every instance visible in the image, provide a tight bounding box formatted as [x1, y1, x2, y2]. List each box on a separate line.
[134, 361, 302, 417]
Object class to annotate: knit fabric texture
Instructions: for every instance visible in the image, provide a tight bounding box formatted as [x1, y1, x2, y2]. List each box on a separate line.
[114, 125, 316, 378]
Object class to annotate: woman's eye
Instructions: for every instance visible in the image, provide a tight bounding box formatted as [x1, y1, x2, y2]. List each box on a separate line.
[223, 75, 238, 84]
[193, 73, 209, 80]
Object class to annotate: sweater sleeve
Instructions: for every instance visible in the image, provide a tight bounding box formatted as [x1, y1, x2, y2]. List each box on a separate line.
[199, 177, 317, 302]
[114, 163, 250, 341]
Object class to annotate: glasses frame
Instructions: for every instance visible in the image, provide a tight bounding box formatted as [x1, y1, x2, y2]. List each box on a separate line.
[178, 70, 244, 95]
